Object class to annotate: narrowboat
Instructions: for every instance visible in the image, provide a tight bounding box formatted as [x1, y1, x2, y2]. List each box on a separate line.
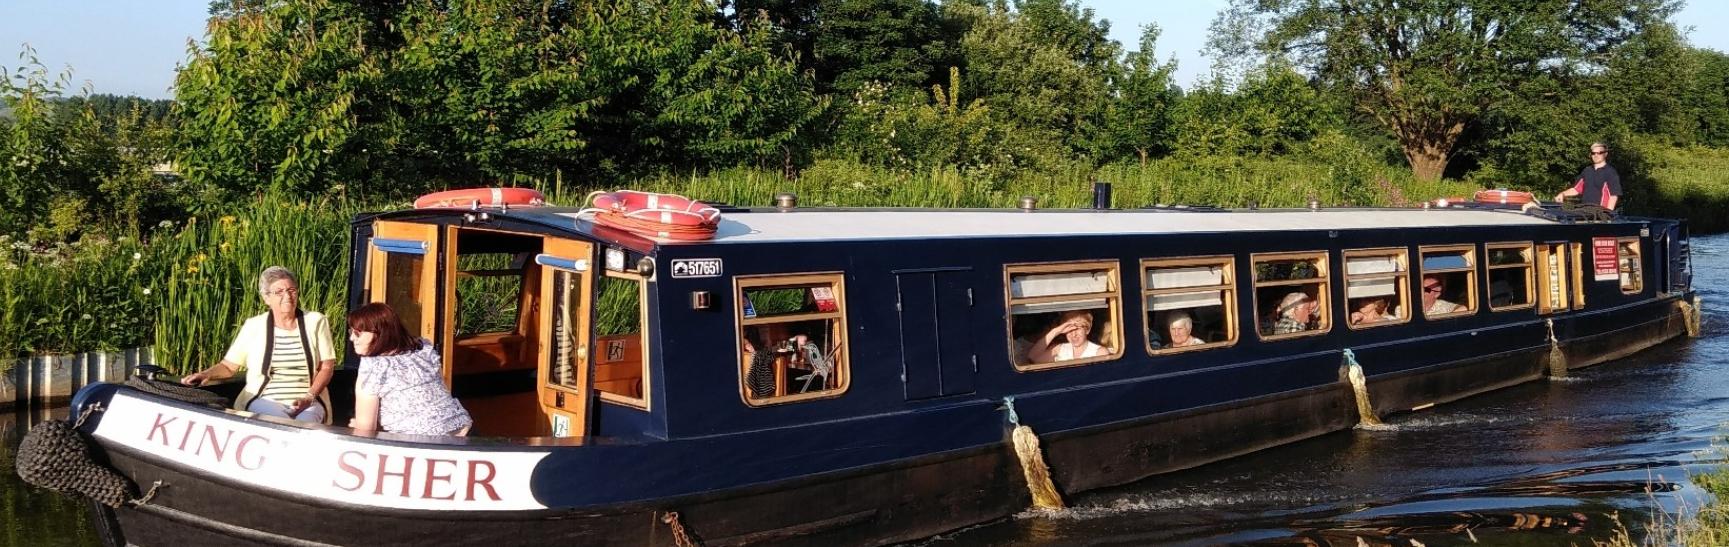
[45, 190, 1701, 546]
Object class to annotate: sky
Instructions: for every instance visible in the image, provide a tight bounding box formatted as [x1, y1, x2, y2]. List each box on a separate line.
[0, 1, 1726, 100]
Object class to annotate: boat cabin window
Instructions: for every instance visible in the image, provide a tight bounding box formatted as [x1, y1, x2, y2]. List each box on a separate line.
[595, 272, 648, 406]
[1142, 257, 1236, 354]
[1343, 249, 1410, 329]
[1005, 261, 1123, 370]
[1486, 243, 1536, 311]
[1419, 246, 1477, 319]
[736, 273, 850, 406]
[456, 253, 526, 336]
[1252, 252, 1331, 340]
[1618, 237, 1643, 294]
[546, 268, 584, 392]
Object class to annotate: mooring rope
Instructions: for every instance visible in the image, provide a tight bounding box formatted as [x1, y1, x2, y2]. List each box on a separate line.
[72, 402, 104, 428]
[1002, 397, 1065, 509]
[660, 511, 699, 547]
[1342, 349, 1382, 426]
[130, 480, 165, 506]
[1545, 318, 1568, 378]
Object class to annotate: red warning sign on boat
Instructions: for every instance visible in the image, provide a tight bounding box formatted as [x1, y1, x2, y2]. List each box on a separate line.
[1593, 237, 1619, 281]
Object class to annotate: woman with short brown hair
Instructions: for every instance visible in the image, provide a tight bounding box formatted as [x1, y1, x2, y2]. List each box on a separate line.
[347, 303, 472, 436]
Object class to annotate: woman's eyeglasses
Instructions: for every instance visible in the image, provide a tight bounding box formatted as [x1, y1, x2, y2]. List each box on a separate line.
[1423, 284, 1444, 293]
[269, 288, 299, 298]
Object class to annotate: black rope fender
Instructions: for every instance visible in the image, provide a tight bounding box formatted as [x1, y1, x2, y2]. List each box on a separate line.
[14, 403, 138, 508]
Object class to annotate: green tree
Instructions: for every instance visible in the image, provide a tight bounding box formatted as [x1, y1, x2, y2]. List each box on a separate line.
[2, 47, 178, 239]
[173, 0, 397, 200]
[174, 0, 824, 201]
[1106, 24, 1179, 165]
[811, 0, 956, 94]
[1214, 0, 1680, 181]
[1173, 64, 1342, 158]
[949, 0, 1120, 160]
[1682, 48, 1729, 147]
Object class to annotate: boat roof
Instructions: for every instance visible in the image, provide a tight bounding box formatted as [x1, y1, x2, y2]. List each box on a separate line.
[519, 207, 1564, 244]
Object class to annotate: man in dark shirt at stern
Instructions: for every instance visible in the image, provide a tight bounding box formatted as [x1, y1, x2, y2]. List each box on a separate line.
[1554, 142, 1622, 210]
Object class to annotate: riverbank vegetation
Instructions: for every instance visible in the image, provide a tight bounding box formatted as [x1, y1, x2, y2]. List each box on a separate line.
[2, 0, 1728, 368]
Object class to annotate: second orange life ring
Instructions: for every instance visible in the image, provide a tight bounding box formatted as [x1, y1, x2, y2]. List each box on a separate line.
[1473, 189, 1536, 205]
[587, 190, 722, 241]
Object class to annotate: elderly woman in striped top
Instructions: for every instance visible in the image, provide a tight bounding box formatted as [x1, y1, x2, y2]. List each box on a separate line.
[182, 266, 337, 424]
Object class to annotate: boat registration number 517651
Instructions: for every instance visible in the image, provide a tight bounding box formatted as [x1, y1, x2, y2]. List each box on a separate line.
[93, 392, 551, 511]
[669, 258, 723, 278]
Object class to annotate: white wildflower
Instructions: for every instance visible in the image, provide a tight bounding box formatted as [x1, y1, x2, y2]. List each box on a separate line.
[81, 313, 92, 321]
[132, 252, 142, 261]
[141, 287, 152, 295]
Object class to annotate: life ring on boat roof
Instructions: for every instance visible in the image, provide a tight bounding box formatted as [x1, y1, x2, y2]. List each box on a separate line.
[1472, 189, 1536, 205]
[414, 187, 546, 209]
[585, 190, 722, 241]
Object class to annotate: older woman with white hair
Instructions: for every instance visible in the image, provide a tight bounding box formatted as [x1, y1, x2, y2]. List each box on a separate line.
[182, 266, 337, 423]
[1165, 312, 1206, 347]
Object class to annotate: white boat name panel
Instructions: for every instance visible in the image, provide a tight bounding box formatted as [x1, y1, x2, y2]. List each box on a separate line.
[95, 392, 550, 511]
[669, 258, 723, 278]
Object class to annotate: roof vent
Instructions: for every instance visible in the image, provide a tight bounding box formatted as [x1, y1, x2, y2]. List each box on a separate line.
[774, 192, 798, 211]
[1019, 196, 1038, 211]
[1308, 198, 1321, 211]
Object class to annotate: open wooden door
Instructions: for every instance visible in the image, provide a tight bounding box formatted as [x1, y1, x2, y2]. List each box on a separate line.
[367, 221, 441, 338]
[536, 237, 595, 439]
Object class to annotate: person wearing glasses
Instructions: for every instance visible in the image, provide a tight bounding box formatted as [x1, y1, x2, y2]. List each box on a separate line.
[1422, 274, 1462, 315]
[1553, 142, 1622, 210]
[182, 266, 337, 424]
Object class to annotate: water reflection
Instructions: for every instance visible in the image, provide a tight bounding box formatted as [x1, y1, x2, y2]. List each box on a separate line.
[2, 406, 99, 547]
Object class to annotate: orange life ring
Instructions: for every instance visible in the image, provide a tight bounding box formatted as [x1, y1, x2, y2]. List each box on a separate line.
[587, 190, 721, 241]
[1473, 189, 1535, 205]
[415, 188, 546, 209]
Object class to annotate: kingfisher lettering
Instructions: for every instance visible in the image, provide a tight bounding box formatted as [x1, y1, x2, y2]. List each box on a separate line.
[332, 451, 500, 501]
[96, 392, 549, 511]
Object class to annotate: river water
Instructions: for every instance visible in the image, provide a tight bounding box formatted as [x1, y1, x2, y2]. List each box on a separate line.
[4, 234, 1726, 547]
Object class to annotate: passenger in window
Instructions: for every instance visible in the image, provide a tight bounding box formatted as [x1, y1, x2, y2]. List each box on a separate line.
[347, 303, 473, 436]
[1422, 274, 1462, 314]
[1028, 310, 1113, 363]
[1165, 312, 1206, 347]
[1350, 297, 1396, 325]
[1271, 292, 1318, 334]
